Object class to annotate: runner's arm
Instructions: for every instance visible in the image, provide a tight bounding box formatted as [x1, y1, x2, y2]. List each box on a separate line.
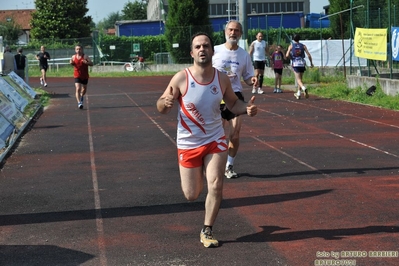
[222, 73, 257, 117]
[157, 71, 183, 114]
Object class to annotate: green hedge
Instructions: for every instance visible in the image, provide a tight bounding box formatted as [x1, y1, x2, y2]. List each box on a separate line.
[11, 27, 333, 63]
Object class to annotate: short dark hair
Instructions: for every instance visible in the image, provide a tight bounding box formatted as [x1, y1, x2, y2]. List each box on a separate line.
[190, 32, 214, 51]
[293, 34, 300, 42]
[17, 47, 23, 53]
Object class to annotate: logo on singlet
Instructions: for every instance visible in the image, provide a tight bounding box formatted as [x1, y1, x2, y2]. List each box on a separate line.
[294, 48, 302, 57]
[186, 103, 205, 125]
[210, 85, 219, 95]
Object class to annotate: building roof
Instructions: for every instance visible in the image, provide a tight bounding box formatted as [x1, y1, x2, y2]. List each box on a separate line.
[107, 28, 116, 35]
[0, 9, 35, 30]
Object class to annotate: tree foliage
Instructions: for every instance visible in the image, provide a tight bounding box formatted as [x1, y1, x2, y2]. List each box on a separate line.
[30, 0, 92, 40]
[328, 0, 352, 38]
[165, 0, 213, 63]
[122, 0, 148, 20]
[0, 18, 22, 44]
[329, 0, 399, 39]
[97, 12, 123, 31]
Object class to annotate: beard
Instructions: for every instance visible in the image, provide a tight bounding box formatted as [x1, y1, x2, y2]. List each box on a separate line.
[225, 34, 240, 45]
[197, 59, 212, 67]
[195, 55, 212, 66]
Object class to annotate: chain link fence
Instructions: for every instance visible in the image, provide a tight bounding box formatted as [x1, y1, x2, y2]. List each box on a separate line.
[4, 3, 399, 73]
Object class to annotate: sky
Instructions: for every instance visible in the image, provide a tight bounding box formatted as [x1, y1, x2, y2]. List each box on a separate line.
[2, 0, 330, 24]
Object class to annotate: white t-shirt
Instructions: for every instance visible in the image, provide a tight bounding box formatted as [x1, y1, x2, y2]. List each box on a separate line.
[212, 44, 254, 93]
[251, 40, 267, 61]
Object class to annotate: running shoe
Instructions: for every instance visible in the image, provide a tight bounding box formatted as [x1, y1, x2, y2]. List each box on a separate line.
[302, 87, 309, 98]
[277, 88, 283, 93]
[273, 88, 277, 93]
[40, 78, 43, 85]
[200, 227, 219, 248]
[225, 165, 238, 179]
[294, 92, 301, 100]
[78, 102, 83, 109]
[44, 83, 48, 87]
[252, 88, 257, 94]
[257, 88, 264, 94]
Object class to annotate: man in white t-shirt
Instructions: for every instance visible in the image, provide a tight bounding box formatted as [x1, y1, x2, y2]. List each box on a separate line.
[212, 20, 257, 179]
[249, 32, 268, 94]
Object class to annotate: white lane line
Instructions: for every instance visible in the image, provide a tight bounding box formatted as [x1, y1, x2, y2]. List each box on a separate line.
[86, 91, 169, 266]
[123, 92, 177, 145]
[263, 95, 399, 129]
[257, 103, 399, 159]
[251, 136, 333, 178]
[86, 97, 108, 266]
[329, 132, 399, 158]
[316, 107, 399, 129]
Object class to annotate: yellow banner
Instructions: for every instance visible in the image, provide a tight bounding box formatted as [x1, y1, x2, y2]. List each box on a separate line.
[355, 28, 387, 60]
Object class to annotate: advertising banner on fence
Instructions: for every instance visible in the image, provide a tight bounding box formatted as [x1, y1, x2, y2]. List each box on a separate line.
[354, 28, 387, 60]
[391, 27, 399, 61]
[301, 39, 367, 67]
[0, 77, 29, 112]
[7, 71, 37, 99]
[0, 116, 14, 150]
[0, 93, 27, 127]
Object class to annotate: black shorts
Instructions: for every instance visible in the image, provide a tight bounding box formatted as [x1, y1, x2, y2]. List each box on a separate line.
[40, 65, 48, 71]
[75, 78, 89, 85]
[274, 68, 283, 75]
[253, 61, 265, 70]
[220, 92, 244, 121]
[293, 66, 306, 73]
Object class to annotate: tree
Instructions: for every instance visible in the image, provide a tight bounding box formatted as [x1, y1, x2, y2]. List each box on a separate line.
[328, 0, 351, 39]
[30, 0, 92, 40]
[165, 0, 213, 63]
[122, 0, 147, 20]
[329, 0, 399, 39]
[97, 12, 123, 31]
[0, 18, 22, 44]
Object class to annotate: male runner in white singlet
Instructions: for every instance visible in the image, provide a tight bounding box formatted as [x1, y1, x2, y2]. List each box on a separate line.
[249, 31, 268, 94]
[157, 32, 257, 248]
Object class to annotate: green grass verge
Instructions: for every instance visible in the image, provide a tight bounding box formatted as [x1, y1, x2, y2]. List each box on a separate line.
[264, 67, 399, 111]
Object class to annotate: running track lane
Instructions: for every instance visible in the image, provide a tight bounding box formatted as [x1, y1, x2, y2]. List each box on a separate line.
[0, 77, 398, 265]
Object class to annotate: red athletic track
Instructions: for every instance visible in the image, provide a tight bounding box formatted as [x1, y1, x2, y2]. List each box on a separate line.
[0, 77, 398, 266]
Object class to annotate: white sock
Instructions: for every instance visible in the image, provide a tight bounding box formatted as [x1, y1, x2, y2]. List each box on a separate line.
[301, 86, 306, 91]
[226, 155, 235, 169]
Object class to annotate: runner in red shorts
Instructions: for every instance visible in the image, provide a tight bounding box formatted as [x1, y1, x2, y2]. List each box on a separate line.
[157, 32, 257, 248]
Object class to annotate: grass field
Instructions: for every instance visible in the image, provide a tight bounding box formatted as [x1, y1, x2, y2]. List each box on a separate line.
[264, 67, 399, 111]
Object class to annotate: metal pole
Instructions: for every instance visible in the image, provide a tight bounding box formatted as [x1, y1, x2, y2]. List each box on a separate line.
[319, 5, 364, 20]
[320, 13, 323, 68]
[0, 36, 3, 74]
[25, 56, 29, 85]
[239, 0, 247, 40]
[340, 13, 346, 78]
[389, 0, 392, 78]
[319, 3, 364, 75]
[228, 0, 230, 21]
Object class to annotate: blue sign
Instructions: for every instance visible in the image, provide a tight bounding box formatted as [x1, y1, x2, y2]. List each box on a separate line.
[391, 27, 399, 61]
